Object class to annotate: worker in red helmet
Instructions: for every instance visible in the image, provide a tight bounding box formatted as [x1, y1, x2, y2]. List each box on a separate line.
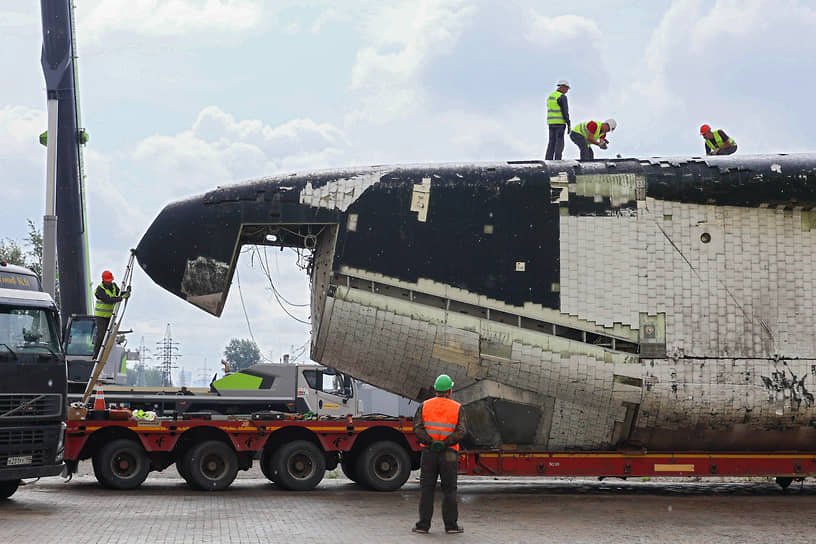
[700, 124, 737, 156]
[92, 270, 130, 359]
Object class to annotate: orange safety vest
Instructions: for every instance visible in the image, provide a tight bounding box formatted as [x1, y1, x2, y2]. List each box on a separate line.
[421, 396, 461, 451]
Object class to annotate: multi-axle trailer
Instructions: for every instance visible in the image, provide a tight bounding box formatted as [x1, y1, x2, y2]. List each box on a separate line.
[64, 414, 815, 492]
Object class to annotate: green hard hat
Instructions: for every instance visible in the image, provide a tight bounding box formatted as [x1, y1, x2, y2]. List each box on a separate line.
[434, 374, 454, 392]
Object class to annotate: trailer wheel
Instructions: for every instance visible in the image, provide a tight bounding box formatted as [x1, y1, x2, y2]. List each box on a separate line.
[176, 458, 193, 485]
[260, 450, 279, 484]
[185, 440, 238, 491]
[95, 439, 151, 490]
[341, 455, 359, 483]
[356, 441, 411, 492]
[0, 479, 20, 499]
[776, 477, 794, 490]
[272, 440, 326, 491]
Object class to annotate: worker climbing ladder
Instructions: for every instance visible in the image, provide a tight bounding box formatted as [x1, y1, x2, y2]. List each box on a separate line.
[80, 250, 136, 406]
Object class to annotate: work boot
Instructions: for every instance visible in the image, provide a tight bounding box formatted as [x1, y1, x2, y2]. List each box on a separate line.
[412, 524, 429, 534]
[445, 525, 464, 534]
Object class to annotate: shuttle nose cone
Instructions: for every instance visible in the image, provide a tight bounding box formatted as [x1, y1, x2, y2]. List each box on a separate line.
[136, 197, 239, 316]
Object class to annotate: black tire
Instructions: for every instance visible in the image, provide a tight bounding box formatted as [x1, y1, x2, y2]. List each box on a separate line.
[176, 457, 193, 485]
[0, 480, 20, 499]
[356, 441, 411, 492]
[92, 455, 104, 484]
[776, 477, 794, 490]
[260, 449, 278, 484]
[95, 439, 151, 490]
[341, 455, 359, 483]
[185, 440, 238, 491]
[271, 440, 326, 491]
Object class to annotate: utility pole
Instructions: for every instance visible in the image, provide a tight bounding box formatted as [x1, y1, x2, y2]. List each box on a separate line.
[155, 324, 180, 387]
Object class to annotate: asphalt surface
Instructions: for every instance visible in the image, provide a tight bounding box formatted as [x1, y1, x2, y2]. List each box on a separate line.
[2, 464, 815, 543]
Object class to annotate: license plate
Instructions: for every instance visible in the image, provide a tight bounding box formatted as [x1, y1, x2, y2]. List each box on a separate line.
[7, 455, 33, 466]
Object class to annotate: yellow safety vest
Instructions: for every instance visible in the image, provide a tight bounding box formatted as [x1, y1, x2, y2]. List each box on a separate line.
[706, 130, 736, 151]
[94, 283, 120, 318]
[574, 121, 604, 142]
[547, 91, 566, 125]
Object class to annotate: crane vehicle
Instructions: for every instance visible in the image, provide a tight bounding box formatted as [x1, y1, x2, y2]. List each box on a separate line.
[65, 362, 362, 418]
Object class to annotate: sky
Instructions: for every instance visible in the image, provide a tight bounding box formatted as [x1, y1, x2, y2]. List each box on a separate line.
[2, 0, 815, 385]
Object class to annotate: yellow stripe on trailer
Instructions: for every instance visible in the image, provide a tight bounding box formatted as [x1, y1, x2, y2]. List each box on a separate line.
[654, 464, 695, 472]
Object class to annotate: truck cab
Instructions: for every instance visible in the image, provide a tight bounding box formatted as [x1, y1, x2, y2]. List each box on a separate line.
[209, 363, 361, 417]
[297, 365, 359, 417]
[0, 262, 66, 499]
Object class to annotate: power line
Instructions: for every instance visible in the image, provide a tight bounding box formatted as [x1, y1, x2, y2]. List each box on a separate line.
[155, 323, 180, 387]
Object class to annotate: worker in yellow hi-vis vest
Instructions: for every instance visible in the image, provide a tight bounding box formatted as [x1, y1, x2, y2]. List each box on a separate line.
[700, 124, 737, 155]
[412, 374, 467, 535]
[92, 270, 130, 358]
[545, 80, 571, 160]
[570, 119, 617, 161]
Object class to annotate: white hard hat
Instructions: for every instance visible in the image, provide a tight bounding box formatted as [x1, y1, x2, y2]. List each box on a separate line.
[604, 118, 617, 130]
[557, 80, 570, 88]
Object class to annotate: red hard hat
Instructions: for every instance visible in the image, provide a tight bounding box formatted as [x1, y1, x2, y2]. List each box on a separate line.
[102, 270, 114, 282]
[700, 124, 711, 135]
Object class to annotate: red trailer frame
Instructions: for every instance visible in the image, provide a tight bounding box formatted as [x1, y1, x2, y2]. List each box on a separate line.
[65, 416, 816, 492]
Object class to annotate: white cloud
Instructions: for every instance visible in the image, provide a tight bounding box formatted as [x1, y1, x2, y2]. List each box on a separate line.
[79, 0, 262, 43]
[0, 106, 48, 239]
[348, 0, 475, 123]
[131, 106, 349, 193]
[525, 13, 603, 49]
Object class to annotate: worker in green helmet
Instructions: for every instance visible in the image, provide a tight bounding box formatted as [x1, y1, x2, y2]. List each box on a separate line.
[412, 374, 468, 534]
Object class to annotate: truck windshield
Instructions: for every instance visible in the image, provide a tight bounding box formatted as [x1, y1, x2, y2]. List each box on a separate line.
[0, 305, 61, 357]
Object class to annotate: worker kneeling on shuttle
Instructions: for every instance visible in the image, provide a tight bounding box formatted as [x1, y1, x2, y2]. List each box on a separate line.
[412, 374, 468, 535]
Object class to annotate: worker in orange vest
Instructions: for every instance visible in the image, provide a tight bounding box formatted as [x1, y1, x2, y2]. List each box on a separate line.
[412, 374, 467, 534]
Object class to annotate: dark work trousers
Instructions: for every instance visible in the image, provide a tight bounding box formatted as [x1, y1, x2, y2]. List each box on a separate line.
[545, 125, 566, 160]
[717, 145, 737, 155]
[417, 448, 459, 530]
[570, 131, 594, 160]
[93, 316, 111, 359]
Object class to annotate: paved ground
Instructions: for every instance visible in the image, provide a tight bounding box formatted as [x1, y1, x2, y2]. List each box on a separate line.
[2, 464, 816, 543]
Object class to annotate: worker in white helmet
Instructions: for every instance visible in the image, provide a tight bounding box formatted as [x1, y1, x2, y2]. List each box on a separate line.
[570, 118, 617, 161]
[545, 80, 571, 160]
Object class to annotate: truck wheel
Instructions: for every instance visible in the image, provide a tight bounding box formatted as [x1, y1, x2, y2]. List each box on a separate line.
[776, 477, 794, 490]
[272, 440, 325, 491]
[260, 449, 279, 484]
[356, 441, 411, 492]
[185, 440, 238, 491]
[176, 458, 193, 485]
[95, 439, 151, 490]
[341, 455, 359, 483]
[0, 479, 20, 499]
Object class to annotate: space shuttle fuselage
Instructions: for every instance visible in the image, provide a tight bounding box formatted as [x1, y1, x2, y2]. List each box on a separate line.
[136, 154, 816, 451]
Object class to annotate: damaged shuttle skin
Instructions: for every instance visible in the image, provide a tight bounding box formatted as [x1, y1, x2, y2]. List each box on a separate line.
[136, 154, 816, 451]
